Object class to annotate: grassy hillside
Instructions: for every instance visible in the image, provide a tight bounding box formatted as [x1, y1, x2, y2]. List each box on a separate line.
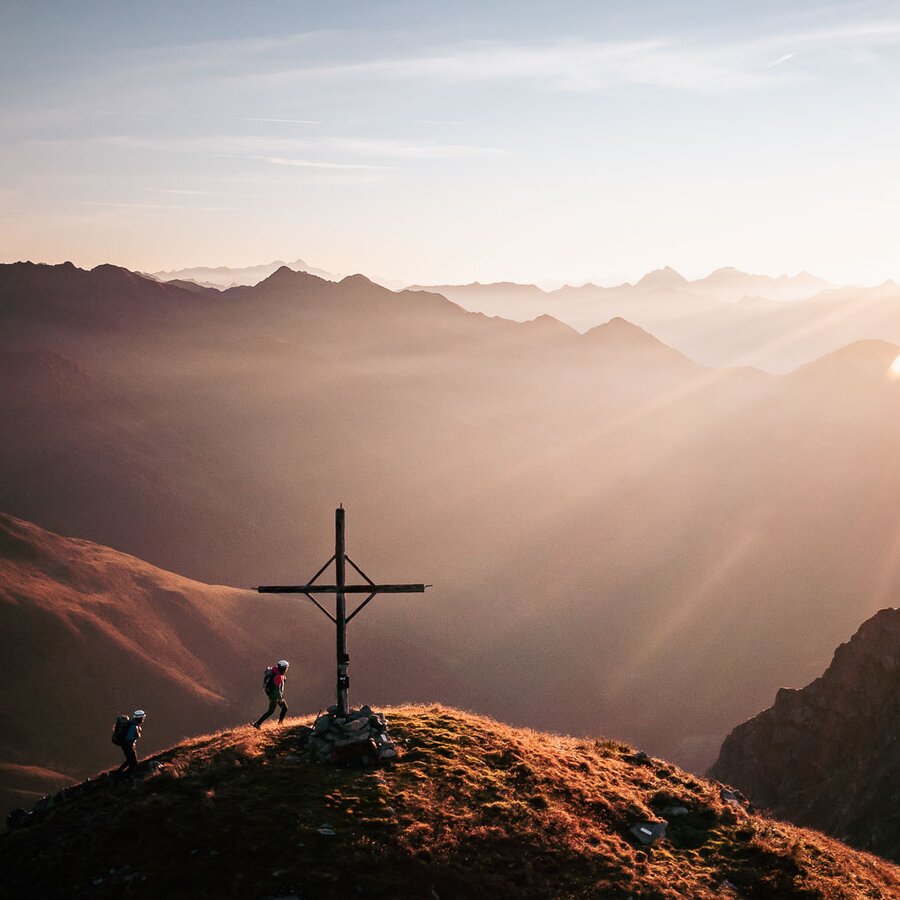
[0, 510, 334, 813]
[2, 706, 897, 899]
[0, 513, 465, 816]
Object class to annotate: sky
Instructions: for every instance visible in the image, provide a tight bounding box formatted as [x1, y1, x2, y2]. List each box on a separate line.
[2, 0, 900, 286]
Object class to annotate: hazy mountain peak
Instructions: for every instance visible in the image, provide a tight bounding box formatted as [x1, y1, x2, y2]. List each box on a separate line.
[256, 265, 319, 288]
[90, 262, 130, 275]
[151, 258, 338, 288]
[586, 316, 656, 341]
[580, 317, 694, 369]
[790, 339, 900, 382]
[89, 263, 167, 289]
[339, 273, 376, 287]
[636, 266, 687, 288]
[521, 313, 578, 338]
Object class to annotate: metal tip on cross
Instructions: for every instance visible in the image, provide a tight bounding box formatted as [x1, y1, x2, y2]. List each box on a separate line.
[257, 506, 429, 717]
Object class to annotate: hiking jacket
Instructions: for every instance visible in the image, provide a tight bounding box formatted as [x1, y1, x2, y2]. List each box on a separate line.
[124, 720, 142, 744]
[268, 667, 286, 699]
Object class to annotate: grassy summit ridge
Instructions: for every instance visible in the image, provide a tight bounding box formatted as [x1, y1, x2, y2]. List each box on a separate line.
[2, 705, 898, 899]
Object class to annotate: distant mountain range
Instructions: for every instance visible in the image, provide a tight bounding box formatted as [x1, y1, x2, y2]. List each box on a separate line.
[150, 257, 340, 288]
[406, 269, 900, 372]
[148, 260, 890, 372]
[410, 268, 890, 371]
[150, 258, 406, 291]
[410, 266, 831, 316]
[711, 608, 900, 862]
[3, 261, 900, 782]
[151, 258, 831, 312]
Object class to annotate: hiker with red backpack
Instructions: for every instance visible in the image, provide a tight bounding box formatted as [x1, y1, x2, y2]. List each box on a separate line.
[252, 660, 289, 729]
[112, 709, 146, 776]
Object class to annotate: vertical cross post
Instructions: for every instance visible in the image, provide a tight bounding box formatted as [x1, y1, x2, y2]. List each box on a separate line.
[256, 507, 429, 716]
[335, 506, 350, 716]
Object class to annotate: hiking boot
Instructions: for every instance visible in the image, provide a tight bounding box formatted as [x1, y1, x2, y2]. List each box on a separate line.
[251, 721, 261, 730]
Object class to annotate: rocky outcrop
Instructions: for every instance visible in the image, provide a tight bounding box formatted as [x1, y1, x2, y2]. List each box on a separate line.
[710, 607, 900, 861]
[302, 705, 399, 765]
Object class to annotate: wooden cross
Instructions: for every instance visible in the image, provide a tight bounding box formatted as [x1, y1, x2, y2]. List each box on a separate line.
[257, 506, 429, 717]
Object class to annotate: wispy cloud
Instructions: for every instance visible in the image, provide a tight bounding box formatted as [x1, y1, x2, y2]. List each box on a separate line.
[323, 137, 506, 160]
[223, 116, 322, 126]
[769, 52, 797, 67]
[74, 133, 505, 166]
[141, 188, 225, 196]
[246, 21, 900, 95]
[85, 201, 238, 211]
[255, 156, 392, 170]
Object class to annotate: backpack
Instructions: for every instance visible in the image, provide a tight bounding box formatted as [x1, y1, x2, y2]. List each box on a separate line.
[111, 714, 130, 746]
[263, 666, 275, 693]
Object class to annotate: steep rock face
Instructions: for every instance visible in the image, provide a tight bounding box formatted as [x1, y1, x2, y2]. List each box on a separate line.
[710, 608, 900, 860]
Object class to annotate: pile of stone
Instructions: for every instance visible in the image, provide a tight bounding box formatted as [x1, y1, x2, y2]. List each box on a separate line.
[298, 705, 399, 766]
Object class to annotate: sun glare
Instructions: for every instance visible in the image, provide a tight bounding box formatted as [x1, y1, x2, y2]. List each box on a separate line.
[890, 354, 900, 378]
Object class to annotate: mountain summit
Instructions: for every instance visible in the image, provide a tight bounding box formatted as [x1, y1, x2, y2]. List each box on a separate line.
[635, 266, 688, 289]
[3, 707, 898, 898]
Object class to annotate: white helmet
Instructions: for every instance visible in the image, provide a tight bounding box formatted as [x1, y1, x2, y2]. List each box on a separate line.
[133, 709, 146, 719]
[277, 660, 289, 669]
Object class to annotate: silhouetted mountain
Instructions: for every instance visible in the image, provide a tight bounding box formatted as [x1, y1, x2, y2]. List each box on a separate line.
[635, 266, 689, 289]
[651, 282, 900, 371]
[409, 266, 829, 332]
[410, 268, 895, 371]
[4, 707, 899, 899]
[691, 267, 831, 303]
[405, 280, 552, 321]
[710, 608, 900, 862]
[581, 316, 694, 368]
[4, 260, 900, 781]
[151, 257, 339, 287]
[410, 273, 723, 327]
[164, 278, 222, 296]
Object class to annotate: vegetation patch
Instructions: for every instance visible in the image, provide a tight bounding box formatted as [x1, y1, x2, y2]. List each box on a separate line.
[1, 705, 898, 898]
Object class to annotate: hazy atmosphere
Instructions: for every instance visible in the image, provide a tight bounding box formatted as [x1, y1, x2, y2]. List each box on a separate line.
[3, 3, 900, 897]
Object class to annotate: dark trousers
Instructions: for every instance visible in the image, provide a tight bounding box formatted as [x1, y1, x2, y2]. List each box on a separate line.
[117, 742, 138, 775]
[255, 695, 287, 727]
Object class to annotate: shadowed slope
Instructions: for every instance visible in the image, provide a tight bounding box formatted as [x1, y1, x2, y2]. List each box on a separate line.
[2, 706, 898, 899]
[710, 608, 900, 862]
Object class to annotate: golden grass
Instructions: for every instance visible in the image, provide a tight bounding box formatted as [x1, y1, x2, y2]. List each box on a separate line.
[1, 704, 898, 899]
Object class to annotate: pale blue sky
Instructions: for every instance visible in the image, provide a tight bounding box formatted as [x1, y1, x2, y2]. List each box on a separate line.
[2, 1, 900, 284]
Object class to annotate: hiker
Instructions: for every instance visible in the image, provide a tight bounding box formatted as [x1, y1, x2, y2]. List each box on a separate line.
[253, 659, 289, 729]
[116, 709, 146, 776]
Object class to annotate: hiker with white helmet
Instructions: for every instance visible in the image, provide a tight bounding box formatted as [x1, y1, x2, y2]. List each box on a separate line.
[114, 709, 146, 777]
[252, 660, 290, 729]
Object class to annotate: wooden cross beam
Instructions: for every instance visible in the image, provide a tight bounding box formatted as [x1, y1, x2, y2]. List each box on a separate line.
[257, 506, 429, 717]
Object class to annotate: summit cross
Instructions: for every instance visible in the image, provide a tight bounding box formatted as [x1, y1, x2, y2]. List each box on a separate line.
[256, 506, 429, 717]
